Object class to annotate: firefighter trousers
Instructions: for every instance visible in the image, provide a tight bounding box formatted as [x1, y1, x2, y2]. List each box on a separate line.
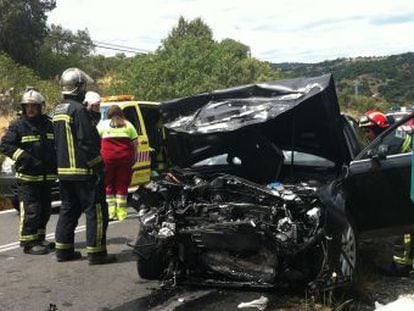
[18, 182, 52, 246]
[55, 179, 108, 256]
[393, 233, 414, 267]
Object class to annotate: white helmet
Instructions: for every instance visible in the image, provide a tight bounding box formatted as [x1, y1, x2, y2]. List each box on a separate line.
[21, 89, 46, 114]
[84, 91, 101, 107]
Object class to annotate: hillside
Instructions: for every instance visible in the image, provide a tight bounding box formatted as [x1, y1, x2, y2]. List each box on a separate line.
[272, 52, 414, 105]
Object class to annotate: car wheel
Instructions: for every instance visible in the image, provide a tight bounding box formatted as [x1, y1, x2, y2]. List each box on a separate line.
[338, 219, 358, 281]
[136, 248, 164, 280]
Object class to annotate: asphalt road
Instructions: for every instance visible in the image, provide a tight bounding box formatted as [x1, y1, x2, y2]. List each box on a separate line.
[0, 207, 161, 311]
[3, 205, 401, 311]
[0, 206, 317, 311]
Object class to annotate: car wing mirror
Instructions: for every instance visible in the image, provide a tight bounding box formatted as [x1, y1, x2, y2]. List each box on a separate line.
[231, 156, 242, 165]
[366, 149, 376, 158]
[371, 144, 389, 161]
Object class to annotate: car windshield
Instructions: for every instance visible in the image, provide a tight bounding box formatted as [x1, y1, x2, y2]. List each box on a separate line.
[192, 151, 335, 168]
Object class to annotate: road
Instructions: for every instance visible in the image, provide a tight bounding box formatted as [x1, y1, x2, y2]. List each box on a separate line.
[0, 206, 311, 311]
[3, 206, 408, 311]
[0, 207, 161, 311]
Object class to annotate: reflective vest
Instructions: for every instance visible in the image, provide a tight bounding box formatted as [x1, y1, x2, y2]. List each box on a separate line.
[97, 119, 138, 165]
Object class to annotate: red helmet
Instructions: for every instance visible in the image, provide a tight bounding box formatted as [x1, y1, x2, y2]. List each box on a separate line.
[359, 110, 389, 129]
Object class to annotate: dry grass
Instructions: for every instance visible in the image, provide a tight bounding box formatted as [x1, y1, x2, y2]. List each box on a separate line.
[0, 115, 12, 137]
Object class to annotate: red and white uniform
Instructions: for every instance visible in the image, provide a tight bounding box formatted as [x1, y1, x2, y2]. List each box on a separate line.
[97, 119, 138, 220]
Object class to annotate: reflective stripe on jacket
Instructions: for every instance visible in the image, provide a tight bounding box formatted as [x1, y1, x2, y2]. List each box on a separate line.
[0, 115, 57, 182]
[53, 98, 103, 180]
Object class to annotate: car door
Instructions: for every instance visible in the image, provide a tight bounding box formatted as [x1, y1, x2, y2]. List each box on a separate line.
[344, 114, 414, 231]
[121, 103, 151, 186]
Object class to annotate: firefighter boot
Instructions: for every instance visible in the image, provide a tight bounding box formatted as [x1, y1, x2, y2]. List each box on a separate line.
[88, 252, 117, 265]
[56, 250, 82, 262]
[41, 240, 56, 250]
[38, 234, 55, 250]
[23, 242, 49, 255]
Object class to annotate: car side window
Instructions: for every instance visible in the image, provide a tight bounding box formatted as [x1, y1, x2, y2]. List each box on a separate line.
[359, 118, 413, 159]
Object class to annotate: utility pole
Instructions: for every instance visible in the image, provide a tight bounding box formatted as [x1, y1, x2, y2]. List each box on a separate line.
[354, 80, 359, 96]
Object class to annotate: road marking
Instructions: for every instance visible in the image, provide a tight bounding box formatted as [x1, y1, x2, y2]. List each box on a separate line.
[0, 220, 121, 253]
[0, 201, 61, 215]
[0, 201, 62, 215]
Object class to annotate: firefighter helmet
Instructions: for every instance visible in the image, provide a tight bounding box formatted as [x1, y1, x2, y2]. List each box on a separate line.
[359, 110, 390, 129]
[60, 67, 93, 97]
[21, 88, 46, 114]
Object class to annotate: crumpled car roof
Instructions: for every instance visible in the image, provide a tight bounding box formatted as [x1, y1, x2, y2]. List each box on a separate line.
[160, 74, 347, 167]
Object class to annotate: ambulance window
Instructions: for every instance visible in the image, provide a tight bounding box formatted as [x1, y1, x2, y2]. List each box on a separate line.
[123, 106, 142, 135]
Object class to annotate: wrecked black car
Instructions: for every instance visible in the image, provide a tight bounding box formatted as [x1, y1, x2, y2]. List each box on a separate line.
[132, 74, 414, 289]
[131, 74, 364, 290]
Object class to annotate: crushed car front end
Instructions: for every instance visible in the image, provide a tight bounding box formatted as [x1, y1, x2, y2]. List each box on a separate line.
[131, 74, 357, 290]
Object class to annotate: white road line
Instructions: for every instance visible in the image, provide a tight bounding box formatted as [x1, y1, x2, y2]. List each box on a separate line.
[0, 209, 16, 215]
[0, 201, 61, 215]
[0, 220, 121, 254]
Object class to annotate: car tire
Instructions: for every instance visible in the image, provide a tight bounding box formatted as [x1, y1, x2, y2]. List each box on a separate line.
[136, 248, 164, 280]
[330, 215, 358, 283]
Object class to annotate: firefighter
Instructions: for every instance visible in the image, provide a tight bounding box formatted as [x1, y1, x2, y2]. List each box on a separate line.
[359, 109, 413, 276]
[358, 109, 390, 142]
[0, 88, 57, 255]
[53, 68, 116, 264]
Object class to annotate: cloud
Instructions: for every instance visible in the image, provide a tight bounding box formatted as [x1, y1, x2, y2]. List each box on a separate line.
[302, 16, 364, 30]
[48, 0, 414, 63]
[370, 12, 414, 25]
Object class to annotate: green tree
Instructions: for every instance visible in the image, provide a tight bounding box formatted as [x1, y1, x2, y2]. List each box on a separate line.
[35, 24, 94, 78]
[0, 53, 60, 113]
[0, 0, 56, 66]
[105, 17, 281, 101]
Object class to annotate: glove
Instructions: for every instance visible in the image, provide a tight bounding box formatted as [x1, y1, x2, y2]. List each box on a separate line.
[94, 167, 105, 187]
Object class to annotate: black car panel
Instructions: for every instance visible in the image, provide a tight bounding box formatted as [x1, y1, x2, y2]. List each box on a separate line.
[161, 74, 349, 170]
[345, 114, 414, 231]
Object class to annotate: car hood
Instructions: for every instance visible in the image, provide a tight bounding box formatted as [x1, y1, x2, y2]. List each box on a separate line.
[160, 74, 348, 168]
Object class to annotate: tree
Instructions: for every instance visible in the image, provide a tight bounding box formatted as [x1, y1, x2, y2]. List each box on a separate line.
[0, 53, 60, 114]
[0, 0, 56, 66]
[35, 24, 94, 78]
[105, 17, 282, 101]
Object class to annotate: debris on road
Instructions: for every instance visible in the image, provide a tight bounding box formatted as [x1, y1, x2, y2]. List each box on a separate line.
[375, 294, 414, 311]
[237, 295, 269, 310]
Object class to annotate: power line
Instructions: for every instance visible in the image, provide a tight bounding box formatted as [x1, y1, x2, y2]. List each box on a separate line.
[47, 33, 151, 54]
[93, 43, 146, 54]
[93, 40, 150, 54]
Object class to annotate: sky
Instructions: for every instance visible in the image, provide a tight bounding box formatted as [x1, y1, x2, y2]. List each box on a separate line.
[47, 0, 414, 63]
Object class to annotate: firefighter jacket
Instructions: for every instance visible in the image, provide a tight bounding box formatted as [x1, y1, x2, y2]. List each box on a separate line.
[0, 114, 57, 182]
[53, 98, 103, 180]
